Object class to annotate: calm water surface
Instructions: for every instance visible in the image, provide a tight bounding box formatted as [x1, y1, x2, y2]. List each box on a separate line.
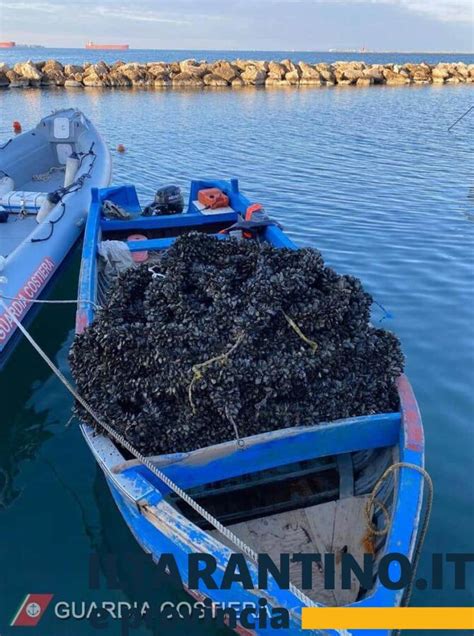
[1, 47, 474, 67]
[0, 84, 473, 635]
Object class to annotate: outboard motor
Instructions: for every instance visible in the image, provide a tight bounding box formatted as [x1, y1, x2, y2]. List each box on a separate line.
[142, 185, 184, 216]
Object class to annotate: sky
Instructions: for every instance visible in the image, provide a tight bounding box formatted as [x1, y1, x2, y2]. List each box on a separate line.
[0, 0, 472, 52]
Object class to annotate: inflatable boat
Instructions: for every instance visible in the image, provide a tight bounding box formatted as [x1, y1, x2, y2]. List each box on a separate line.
[0, 109, 112, 367]
[74, 180, 427, 635]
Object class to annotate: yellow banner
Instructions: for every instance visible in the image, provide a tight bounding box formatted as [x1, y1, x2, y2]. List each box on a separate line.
[302, 607, 474, 630]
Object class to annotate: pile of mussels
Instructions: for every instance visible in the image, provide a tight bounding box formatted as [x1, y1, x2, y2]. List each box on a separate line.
[69, 233, 404, 455]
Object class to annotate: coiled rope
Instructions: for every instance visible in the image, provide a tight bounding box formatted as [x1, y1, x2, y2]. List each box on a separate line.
[0, 297, 316, 610]
[366, 461, 433, 636]
[32, 166, 65, 182]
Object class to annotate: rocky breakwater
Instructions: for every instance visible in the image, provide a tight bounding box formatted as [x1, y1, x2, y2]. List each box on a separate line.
[1, 59, 473, 89]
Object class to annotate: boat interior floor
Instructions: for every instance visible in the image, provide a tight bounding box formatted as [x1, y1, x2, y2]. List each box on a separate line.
[0, 169, 66, 257]
[20, 169, 65, 193]
[212, 494, 371, 606]
[0, 215, 38, 257]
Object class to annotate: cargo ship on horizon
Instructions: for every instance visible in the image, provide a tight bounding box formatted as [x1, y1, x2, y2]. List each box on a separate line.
[85, 41, 129, 50]
[0, 41, 16, 48]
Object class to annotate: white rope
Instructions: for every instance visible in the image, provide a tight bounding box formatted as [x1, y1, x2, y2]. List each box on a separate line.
[0, 293, 101, 311]
[0, 297, 316, 609]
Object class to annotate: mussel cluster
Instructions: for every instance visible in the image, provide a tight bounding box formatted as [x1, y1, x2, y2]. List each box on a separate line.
[69, 233, 404, 456]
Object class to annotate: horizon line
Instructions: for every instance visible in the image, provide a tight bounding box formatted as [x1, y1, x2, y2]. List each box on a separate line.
[2, 46, 474, 55]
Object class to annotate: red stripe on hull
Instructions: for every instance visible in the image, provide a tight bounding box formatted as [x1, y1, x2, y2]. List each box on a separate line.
[397, 374, 424, 452]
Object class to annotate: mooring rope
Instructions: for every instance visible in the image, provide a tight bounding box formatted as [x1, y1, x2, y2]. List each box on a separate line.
[447, 105, 474, 132]
[0, 293, 101, 310]
[0, 297, 316, 610]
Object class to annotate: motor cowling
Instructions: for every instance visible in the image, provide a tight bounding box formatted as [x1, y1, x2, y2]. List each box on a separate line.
[142, 185, 184, 216]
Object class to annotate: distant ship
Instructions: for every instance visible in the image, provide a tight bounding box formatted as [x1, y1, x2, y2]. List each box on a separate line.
[85, 41, 129, 50]
[0, 41, 15, 48]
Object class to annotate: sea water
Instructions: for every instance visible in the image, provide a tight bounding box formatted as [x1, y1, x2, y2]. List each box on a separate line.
[0, 76, 473, 635]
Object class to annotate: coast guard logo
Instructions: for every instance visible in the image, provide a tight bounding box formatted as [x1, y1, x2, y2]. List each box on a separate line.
[10, 594, 53, 627]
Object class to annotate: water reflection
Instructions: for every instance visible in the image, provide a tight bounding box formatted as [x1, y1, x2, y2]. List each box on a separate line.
[0, 250, 80, 508]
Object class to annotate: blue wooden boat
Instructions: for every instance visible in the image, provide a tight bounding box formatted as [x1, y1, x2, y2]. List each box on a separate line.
[0, 109, 111, 367]
[75, 179, 425, 636]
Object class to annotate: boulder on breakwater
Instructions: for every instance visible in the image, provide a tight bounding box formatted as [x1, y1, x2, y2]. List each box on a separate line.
[0, 59, 472, 89]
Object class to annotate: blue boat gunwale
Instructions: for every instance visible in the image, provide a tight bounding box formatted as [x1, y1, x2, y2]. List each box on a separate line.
[76, 180, 425, 627]
[116, 411, 401, 493]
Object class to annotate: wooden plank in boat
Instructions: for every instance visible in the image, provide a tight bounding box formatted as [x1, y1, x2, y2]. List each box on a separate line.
[331, 496, 370, 606]
[214, 495, 370, 606]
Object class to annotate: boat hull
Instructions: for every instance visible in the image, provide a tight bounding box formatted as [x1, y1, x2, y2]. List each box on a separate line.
[76, 180, 425, 636]
[85, 44, 129, 50]
[90, 374, 422, 636]
[0, 109, 112, 368]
